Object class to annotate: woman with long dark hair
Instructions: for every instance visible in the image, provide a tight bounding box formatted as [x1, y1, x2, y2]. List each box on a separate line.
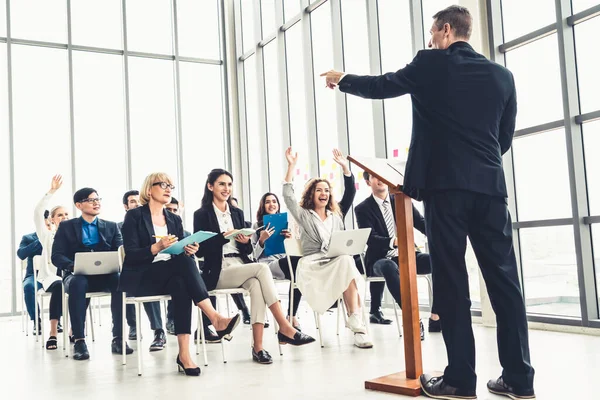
[193, 168, 315, 365]
[251, 192, 302, 329]
[282, 148, 373, 349]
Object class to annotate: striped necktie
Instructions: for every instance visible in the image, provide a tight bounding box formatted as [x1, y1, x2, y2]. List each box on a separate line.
[382, 200, 398, 257]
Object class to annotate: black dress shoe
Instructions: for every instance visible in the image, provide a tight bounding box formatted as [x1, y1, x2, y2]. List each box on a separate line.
[420, 374, 476, 399]
[57, 322, 63, 333]
[216, 314, 241, 341]
[176, 355, 201, 376]
[73, 340, 90, 361]
[420, 319, 425, 341]
[166, 319, 175, 335]
[149, 329, 166, 351]
[252, 347, 273, 364]
[487, 377, 535, 399]
[428, 317, 442, 333]
[241, 307, 251, 325]
[194, 328, 222, 344]
[111, 337, 134, 355]
[369, 310, 393, 325]
[277, 330, 316, 346]
[128, 326, 137, 341]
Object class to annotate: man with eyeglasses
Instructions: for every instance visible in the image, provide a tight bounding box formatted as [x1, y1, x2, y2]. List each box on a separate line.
[52, 188, 133, 361]
[118, 189, 166, 351]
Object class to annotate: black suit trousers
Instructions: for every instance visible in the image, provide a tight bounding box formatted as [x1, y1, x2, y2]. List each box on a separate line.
[423, 190, 534, 391]
[129, 254, 209, 335]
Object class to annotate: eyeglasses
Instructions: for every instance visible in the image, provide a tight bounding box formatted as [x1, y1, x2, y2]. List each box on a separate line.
[80, 198, 102, 204]
[153, 182, 175, 190]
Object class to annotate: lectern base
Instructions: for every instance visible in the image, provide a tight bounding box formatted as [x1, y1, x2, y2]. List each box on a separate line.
[365, 371, 441, 397]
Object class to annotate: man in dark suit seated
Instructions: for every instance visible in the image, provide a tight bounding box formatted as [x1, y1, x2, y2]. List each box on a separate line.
[17, 231, 44, 334]
[118, 189, 165, 349]
[355, 171, 441, 341]
[52, 187, 133, 361]
[321, 5, 534, 399]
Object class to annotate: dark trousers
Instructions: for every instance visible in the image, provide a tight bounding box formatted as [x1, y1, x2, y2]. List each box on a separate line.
[132, 255, 209, 335]
[424, 190, 534, 391]
[64, 273, 123, 340]
[278, 256, 302, 316]
[23, 277, 63, 321]
[372, 252, 437, 314]
[125, 302, 162, 330]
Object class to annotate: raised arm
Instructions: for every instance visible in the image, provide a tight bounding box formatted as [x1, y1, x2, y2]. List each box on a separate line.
[282, 147, 305, 223]
[34, 175, 63, 241]
[332, 149, 356, 217]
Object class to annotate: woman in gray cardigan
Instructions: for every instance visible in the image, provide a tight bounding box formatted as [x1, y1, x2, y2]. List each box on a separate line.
[282, 148, 373, 349]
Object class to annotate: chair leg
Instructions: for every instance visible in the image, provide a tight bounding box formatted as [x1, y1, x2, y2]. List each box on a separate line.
[122, 294, 127, 365]
[363, 282, 370, 334]
[136, 302, 143, 376]
[273, 310, 282, 356]
[198, 310, 208, 366]
[392, 298, 402, 337]
[336, 299, 341, 336]
[63, 292, 69, 357]
[218, 298, 227, 363]
[40, 295, 45, 348]
[21, 290, 25, 334]
[34, 292, 39, 343]
[88, 303, 96, 342]
[97, 297, 102, 327]
[315, 312, 324, 348]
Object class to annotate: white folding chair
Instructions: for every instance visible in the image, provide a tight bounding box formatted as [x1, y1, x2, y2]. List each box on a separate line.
[117, 245, 171, 376]
[32, 256, 55, 346]
[357, 254, 402, 337]
[21, 259, 28, 336]
[283, 238, 347, 348]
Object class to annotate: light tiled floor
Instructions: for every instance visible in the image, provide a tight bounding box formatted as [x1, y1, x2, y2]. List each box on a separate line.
[5, 305, 599, 400]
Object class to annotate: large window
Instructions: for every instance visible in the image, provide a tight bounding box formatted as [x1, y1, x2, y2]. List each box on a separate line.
[574, 16, 600, 115]
[500, 0, 556, 41]
[583, 121, 600, 216]
[244, 56, 264, 218]
[0, 1, 227, 315]
[263, 42, 285, 191]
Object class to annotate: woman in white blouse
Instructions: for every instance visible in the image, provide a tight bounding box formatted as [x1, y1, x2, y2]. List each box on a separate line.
[282, 148, 373, 349]
[34, 175, 70, 349]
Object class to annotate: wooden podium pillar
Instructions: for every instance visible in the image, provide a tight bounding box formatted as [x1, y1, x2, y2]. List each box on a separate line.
[348, 156, 427, 397]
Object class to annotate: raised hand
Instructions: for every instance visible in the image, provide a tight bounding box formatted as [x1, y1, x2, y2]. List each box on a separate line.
[258, 224, 276, 246]
[285, 147, 298, 166]
[49, 174, 63, 193]
[332, 148, 350, 175]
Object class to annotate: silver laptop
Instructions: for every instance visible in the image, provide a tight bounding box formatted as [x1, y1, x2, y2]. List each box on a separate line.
[314, 228, 371, 261]
[73, 251, 120, 275]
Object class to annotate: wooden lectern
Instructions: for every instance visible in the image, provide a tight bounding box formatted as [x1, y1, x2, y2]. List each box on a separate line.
[348, 155, 430, 397]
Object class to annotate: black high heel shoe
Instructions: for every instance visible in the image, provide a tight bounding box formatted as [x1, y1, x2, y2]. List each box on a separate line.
[215, 314, 241, 341]
[176, 355, 200, 376]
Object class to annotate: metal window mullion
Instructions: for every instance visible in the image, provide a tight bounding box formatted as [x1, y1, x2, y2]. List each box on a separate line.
[253, 0, 269, 205]
[67, 0, 77, 218]
[219, 0, 234, 173]
[233, 0, 251, 209]
[6, 0, 17, 315]
[330, 0, 348, 156]
[410, 0, 425, 55]
[121, 0, 133, 190]
[302, 3, 319, 178]
[275, 0, 291, 177]
[487, 0, 525, 290]
[367, 0, 385, 159]
[171, 0, 187, 221]
[555, 0, 597, 324]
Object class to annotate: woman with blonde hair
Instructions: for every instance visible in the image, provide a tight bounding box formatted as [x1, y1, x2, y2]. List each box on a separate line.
[32, 175, 70, 350]
[282, 148, 373, 349]
[119, 172, 241, 376]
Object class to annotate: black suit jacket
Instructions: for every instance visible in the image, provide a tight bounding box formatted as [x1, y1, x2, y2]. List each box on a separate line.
[193, 205, 253, 291]
[118, 205, 186, 293]
[51, 217, 122, 275]
[339, 42, 516, 201]
[354, 195, 425, 275]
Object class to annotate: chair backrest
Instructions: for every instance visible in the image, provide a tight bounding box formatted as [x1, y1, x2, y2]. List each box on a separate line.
[117, 245, 125, 271]
[284, 238, 303, 257]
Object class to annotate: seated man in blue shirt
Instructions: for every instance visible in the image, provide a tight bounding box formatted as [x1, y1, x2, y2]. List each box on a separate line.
[52, 187, 133, 361]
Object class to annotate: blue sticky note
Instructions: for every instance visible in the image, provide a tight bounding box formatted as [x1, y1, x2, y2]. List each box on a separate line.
[263, 213, 288, 257]
[159, 230, 217, 255]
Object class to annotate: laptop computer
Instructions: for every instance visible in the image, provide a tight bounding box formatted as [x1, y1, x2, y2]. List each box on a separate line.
[313, 228, 371, 262]
[73, 251, 120, 275]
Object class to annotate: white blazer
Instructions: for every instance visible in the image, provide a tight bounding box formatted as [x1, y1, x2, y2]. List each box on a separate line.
[33, 193, 62, 291]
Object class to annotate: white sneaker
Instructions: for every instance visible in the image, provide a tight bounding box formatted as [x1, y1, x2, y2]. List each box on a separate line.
[346, 313, 367, 334]
[354, 332, 373, 349]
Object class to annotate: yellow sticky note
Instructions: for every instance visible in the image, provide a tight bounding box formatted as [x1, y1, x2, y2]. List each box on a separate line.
[320, 159, 326, 166]
[332, 163, 337, 170]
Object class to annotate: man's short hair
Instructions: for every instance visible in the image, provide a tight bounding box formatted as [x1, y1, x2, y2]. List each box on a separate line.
[73, 187, 98, 204]
[170, 197, 180, 205]
[363, 171, 371, 182]
[433, 5, 472, 39]
[122, 190, 139, 205]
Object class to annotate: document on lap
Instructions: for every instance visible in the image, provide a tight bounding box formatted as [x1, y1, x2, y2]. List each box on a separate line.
[224, 228, 256, 240]
[159, 230, 217, 255]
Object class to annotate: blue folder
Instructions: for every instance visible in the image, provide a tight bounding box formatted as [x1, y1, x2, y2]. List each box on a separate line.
[263, 212, 288, 257]
[159, 230, 217, 255]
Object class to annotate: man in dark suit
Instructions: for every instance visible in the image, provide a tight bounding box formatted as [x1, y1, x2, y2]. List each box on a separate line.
[52, 187, 133, 361]
[355, 171, 441, 341]
[321, 5, 534, 399]
[118, 189, 165, 348]
[17, 231, 44, 333]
